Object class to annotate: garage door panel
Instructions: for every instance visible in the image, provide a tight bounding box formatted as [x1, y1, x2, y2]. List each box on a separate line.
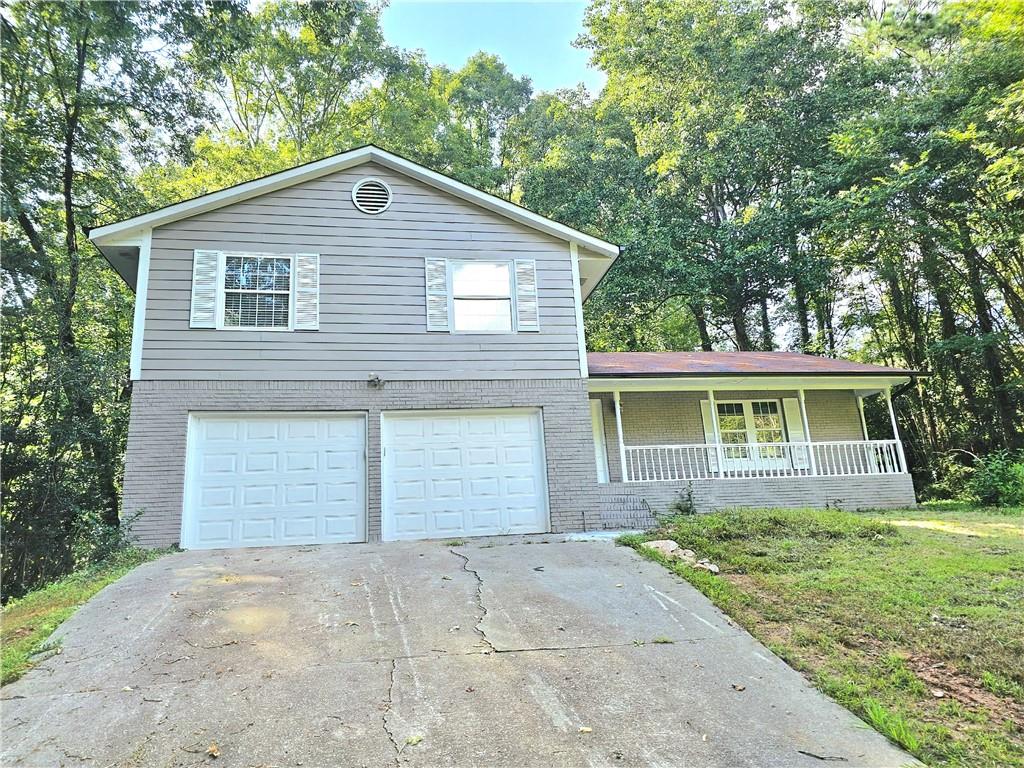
[282, 516, 316, 539]
[469, 477, 499, 498]
[183, 414, 366, 550]
[382, 409, 548, 541]
[242, 452, 276, 473]
[431, 448, 462, 468]
[433, 478, 464, 499]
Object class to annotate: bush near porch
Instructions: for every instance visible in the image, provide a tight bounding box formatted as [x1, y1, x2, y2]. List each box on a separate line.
[622, 504, 1024, 767]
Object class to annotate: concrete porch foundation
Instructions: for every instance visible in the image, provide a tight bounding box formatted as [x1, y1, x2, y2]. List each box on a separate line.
[597, 474, 918, 530]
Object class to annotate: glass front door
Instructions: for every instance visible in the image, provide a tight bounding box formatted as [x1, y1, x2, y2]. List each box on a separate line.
[716, 400, 787, 470]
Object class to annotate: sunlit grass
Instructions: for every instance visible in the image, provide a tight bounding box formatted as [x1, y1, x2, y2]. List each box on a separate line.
[2, 548, 168, 685]
[624, 506, 1024, 767]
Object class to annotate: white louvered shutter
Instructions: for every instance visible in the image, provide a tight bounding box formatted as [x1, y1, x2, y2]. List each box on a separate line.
[190, 250, 220, 328]
[424, 257, 450, 331]
[699, 399, 721, 473]
[294, 253, 320, 330]
[782, 398, 810, 469]
[514, 259, 539, 331]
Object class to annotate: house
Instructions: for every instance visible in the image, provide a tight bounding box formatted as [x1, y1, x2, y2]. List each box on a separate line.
[88, 146, 918, 550]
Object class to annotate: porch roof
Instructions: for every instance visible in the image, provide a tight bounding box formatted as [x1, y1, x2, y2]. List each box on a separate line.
[587, 351, 920, 378]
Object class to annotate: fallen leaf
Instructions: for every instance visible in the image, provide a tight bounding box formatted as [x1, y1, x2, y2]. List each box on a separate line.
[206, 742, 220, 758]
[931, 689, 945, 698]
[350, 581, 364, 587]
[441, 575, 452, 581]
[732, 684, 746, 692]
[344, 621, 359, 627]
[578, 726, 592, 734]
[614, 583, 624, 588]
[122, 686, 133, 692]
[465, 686, 475, 693]
[405, 735, 423, 747]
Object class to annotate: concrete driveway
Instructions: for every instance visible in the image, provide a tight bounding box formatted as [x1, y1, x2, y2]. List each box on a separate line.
[2, 536, 914, 767]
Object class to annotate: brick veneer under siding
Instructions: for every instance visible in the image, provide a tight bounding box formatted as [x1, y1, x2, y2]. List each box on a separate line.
[122, 379, 600, 547]
[597, 474, 918, 529]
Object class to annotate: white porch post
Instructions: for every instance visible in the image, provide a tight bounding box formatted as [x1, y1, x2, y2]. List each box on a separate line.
[798, 389, 817, 476]
[856, 395, 869, 440]
[884, 387, 908, 472]
[707, 389, 725, 477]
[613, 390, 628, 482]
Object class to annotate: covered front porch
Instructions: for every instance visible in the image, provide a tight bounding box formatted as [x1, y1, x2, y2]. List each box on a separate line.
[585, 352, 919, 527]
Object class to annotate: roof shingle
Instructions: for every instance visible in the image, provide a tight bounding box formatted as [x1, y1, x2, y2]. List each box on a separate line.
[587, 351, 919, 377]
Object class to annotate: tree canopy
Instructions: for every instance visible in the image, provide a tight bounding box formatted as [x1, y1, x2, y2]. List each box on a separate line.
[2, 0, 1022, 599]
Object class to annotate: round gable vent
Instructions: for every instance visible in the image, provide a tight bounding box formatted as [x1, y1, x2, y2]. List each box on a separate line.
[351, 178, 393, 214]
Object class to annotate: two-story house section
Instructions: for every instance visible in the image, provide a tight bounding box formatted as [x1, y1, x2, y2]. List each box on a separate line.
[89, 146, 620, 549]
[91, 146, 919, 551]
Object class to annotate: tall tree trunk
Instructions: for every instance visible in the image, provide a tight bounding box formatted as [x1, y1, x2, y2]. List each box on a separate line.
[793, 278, 811, 351]
[812, 300, 834, 355]
[53, 19, 121, 526]
[732, 305, 753, 351]
[690, 304, 713, 351]
[759, 298, 773, 351]
[920, 241, 984, 434]
[964, 250, 1019, 449]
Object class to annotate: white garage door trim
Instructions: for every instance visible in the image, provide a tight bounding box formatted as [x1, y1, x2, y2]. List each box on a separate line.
[381, 408, 550, 542]
[182, 411, 368, 550]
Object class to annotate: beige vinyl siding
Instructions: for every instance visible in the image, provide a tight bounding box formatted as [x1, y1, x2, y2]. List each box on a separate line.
[142, 163, 582, 381]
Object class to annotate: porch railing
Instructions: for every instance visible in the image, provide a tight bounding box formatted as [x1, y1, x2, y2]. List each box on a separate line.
[623, 439, 905, 483]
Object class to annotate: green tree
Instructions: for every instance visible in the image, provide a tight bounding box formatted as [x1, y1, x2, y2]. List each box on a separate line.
[1, 0, 245, 599]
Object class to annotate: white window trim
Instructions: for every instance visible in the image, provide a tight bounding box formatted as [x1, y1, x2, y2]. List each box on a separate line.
[714, 398, 788, 466]
[214, 251, 296, 332]
[446, 258, 520, 335]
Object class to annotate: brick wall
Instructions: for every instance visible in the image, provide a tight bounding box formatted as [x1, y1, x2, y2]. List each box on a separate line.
[597, 475, 918, 529]
[591, 389, 870, 483]
[123, 379, 600, 547]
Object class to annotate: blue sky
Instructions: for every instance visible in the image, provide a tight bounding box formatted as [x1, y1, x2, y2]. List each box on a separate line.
[380, 1, 606, 94]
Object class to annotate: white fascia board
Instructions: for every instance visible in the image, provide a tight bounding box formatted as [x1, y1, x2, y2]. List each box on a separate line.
[569, 242, 588, 378]
[88, 146, 620, 260]
[587, 374, 912, 394]
[129, 230, 152, 380]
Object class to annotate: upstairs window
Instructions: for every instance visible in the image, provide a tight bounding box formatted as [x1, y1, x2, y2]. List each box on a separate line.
[451, 261, 513, 332]
[223, 254, 292, 328]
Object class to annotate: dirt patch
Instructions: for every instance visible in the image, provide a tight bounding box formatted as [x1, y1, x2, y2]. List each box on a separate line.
[217, 574, 281, 585]
[224, 605, 287, 634]
[890, 519, 1024, 538]
[909, 655, 1024, 727]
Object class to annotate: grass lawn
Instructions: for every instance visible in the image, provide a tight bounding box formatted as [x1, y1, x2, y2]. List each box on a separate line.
[622, 504, 1024, 768]
[1, 548, 167, 685]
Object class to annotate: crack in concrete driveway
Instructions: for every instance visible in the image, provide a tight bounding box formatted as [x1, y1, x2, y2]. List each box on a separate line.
[1, 537, 918, 767]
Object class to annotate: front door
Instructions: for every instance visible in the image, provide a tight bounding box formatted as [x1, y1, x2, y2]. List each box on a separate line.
[716, 400, 787, 472]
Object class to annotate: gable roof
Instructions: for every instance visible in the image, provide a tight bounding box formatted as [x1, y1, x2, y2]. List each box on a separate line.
[587, 351, 921, 377]
[87, 144, 620, 293]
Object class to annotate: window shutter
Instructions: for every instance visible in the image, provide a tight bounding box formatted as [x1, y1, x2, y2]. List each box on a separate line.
[699, 399, 721, 473]
[514, 259, 539, 331]
[294, 253, 320, 330]
[189, 250, 219, 328]
[782, 398, 810, 470]
[424, 257, 450, 331]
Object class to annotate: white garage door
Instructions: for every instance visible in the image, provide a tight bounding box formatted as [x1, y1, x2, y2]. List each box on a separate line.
[382, 409, 549, 541]
[182, 414, 366, 549]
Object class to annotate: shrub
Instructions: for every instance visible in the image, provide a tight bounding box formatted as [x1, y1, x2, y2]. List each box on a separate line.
[966, 451, 1024, 507]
